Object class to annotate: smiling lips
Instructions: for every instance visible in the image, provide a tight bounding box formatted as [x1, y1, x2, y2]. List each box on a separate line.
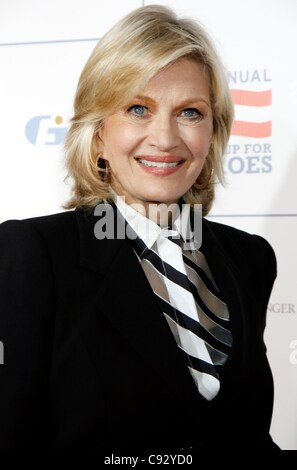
[135, 156, 186, 176]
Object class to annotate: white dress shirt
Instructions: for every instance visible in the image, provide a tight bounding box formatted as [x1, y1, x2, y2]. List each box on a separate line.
[114, 194, 231, 400]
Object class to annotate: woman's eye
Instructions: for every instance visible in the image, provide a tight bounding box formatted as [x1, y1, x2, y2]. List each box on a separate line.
[128, 105, 148, 117]
[180, 108, 202, 119]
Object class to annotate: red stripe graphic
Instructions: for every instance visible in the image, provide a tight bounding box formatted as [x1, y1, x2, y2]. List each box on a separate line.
[230, 89, 272, 106]
[231, 120, 272, 138]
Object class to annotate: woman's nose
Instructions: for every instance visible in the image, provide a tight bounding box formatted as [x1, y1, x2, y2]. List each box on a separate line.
[147, 116, 180, 152]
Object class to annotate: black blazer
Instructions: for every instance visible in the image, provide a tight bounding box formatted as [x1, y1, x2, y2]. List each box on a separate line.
[0, 206, 279, 450]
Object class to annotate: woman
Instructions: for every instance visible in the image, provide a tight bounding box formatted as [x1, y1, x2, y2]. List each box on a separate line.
[0, 5, 279, 450]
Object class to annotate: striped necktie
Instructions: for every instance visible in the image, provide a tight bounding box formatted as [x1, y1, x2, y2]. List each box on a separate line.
[133, 228, 232, 401]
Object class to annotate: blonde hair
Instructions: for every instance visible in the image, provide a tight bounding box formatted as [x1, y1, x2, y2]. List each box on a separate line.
[64, 4, 234, 215]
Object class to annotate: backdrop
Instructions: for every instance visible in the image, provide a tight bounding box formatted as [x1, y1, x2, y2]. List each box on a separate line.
[0, 0, 296, 450]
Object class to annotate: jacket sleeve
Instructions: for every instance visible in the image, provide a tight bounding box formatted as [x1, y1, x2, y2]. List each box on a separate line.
[254, 235, 277, 327]
[251, 235, 279, 449]
[0, 220, 54, 448]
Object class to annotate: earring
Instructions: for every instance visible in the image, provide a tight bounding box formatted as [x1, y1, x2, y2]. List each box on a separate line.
[97, 154, 109, 181]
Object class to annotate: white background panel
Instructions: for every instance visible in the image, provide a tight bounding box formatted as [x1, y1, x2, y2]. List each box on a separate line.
[0, 40, 96, 220]
[0, 0, 141, 43]
[209, 215, 297, 449]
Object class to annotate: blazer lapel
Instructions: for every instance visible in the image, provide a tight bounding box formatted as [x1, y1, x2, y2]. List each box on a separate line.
[201, 219, 258, 387]
[75, 206, 204, 421]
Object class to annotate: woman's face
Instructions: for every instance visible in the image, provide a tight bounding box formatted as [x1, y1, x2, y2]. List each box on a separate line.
[99, 58, 213, 207]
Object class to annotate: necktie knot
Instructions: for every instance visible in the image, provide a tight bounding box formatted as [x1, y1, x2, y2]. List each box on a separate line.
[159, 225, 180, 245]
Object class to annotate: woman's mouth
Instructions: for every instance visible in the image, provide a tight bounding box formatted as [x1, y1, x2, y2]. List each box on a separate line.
[138, 159, 182, 168]
[135, 156, 186, 175]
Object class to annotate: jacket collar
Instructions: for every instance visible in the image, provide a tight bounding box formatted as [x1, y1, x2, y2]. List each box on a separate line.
[75, 205, 206, 422]
[75, 205, 256, 414]
[75, 203, 130, 273]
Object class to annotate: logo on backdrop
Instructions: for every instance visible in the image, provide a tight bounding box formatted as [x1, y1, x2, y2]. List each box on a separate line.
[227, 68, 272, 175]
[268, 303, 297, 365]
[268, 303, 296, 314]
[25, 115, 67, 145]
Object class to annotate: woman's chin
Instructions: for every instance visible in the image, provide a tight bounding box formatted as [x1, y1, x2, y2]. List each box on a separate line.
[135, 189, 186, 206]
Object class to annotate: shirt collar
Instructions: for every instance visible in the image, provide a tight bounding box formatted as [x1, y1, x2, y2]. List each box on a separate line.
[113, 194, 192, 250]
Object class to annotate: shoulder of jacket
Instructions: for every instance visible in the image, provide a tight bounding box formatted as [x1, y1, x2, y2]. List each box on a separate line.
[204, 217, 272, 248]
[0, 210, 77, 250]
[2, 210, 75, 230]
[203, 217, 276, 271]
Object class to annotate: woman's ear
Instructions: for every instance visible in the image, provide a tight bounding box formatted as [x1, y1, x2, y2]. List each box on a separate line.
[207, 133, 214, 156]
[209, 131, 214, 145]
[97, 124, 103, 141]
[96, 127, 107, 160]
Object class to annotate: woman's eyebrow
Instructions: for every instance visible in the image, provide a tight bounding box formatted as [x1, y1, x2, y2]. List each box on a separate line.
[131, 95, 156, 106]
[174, 97, 211, 109]
[131, 95, 211, 109]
